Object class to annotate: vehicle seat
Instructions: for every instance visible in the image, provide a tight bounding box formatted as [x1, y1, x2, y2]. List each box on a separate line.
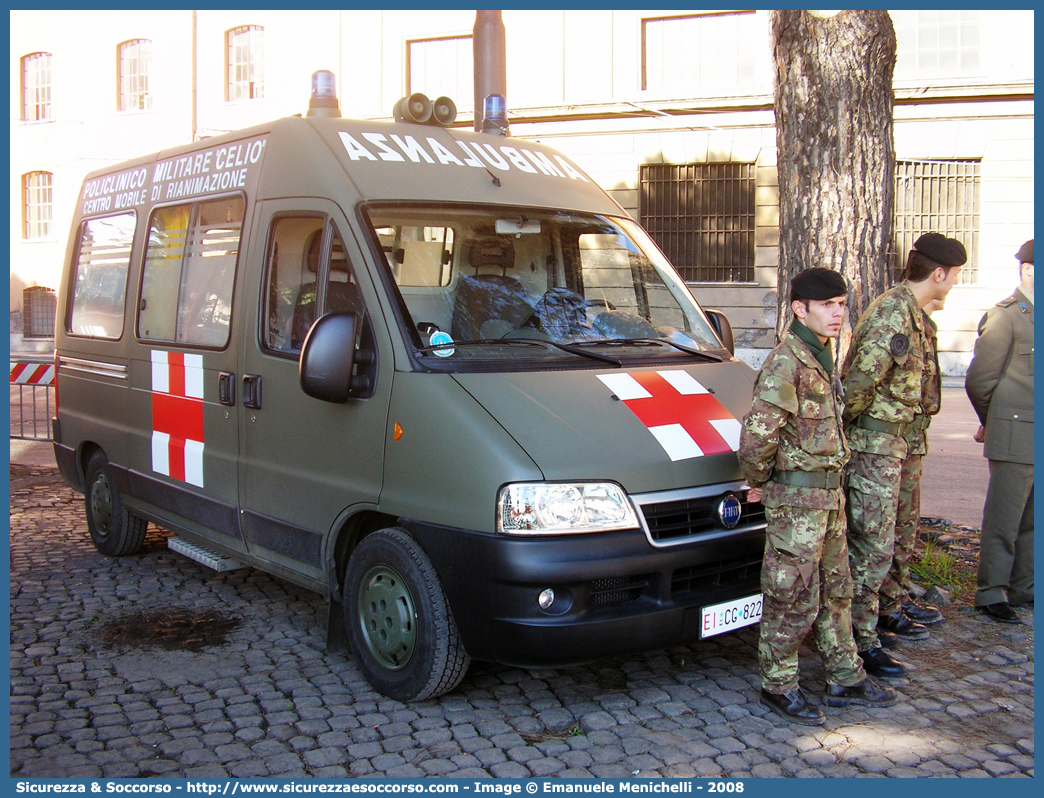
[528, 287, 595, 341]
[451, 274, 534, 340]
[467, 235, 514, 276]
[291, 231, 362, 349]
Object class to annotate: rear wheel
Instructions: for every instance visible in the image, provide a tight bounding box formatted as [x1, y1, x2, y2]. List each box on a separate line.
[84, 451, 147, 556]
[344, 528, 470, 701]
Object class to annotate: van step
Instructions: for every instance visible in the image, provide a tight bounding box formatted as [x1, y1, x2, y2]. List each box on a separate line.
[167, 536, 246, 572]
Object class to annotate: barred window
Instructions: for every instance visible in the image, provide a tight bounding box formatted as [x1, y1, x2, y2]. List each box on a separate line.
[23, 171, 53, 239]
[639, 163, 756, 283]
[893, 160, 980, 284]
[118, 39, 152, 111]
[642, 12, 764, 93]
[892, 10, 980, 79]
[226, 25, 264, 101]
[406, 35, 473, 113]
[21, 52, 52, 121]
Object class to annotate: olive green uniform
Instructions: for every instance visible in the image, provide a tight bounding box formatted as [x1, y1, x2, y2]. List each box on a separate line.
[739, 326, 866, 694]
[842, 283, 934, 650]
[965, 289, 1035, 607]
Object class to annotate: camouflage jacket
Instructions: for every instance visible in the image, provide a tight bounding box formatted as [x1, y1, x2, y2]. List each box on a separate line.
[841, 283, 934, 458]
[905, 310, 941, 456]
[739, 329, 849, 510]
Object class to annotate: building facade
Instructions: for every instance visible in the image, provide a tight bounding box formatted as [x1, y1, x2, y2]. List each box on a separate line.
[10, 9, 1034, 370]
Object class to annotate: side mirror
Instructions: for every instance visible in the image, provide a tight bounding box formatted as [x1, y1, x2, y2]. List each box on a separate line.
[704, 309, 735, 355]
[299, 313, 358, 403]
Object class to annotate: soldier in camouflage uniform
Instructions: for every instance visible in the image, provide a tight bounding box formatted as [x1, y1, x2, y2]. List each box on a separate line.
[842, 234, 966, 677]
[878, 298, 946, 643]
[740, 268, 896, 725]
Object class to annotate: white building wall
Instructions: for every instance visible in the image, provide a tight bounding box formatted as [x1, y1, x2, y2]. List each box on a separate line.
[10, 9, 1034, 372]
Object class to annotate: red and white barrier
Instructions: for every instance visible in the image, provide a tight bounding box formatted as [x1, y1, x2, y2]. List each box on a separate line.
[10, 362, 55, 386]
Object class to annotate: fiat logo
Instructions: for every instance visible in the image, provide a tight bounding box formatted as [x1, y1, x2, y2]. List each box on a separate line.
[717, 494, 742, 529]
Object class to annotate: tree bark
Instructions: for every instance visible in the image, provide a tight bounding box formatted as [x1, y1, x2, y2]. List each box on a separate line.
[771, 10, 896, 351]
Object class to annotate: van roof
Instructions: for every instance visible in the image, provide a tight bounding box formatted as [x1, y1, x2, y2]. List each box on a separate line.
[78, 115, 624, 219]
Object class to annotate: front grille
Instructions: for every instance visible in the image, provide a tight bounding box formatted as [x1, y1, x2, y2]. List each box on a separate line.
[640, 493, 765, 544]
[589, 576, 648, 607]
[672, 554, 762, 597]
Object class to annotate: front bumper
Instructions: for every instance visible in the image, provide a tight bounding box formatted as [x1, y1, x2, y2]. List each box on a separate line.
[404, 497, 765, 667]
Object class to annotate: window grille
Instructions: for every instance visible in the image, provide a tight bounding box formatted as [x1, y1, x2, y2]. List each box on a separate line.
[118, 39, 152, 111]
[639, 163, 756, 283]
[23, 171, 53, 239]
[227, 26, 264, 101]
[23, 287, 57, 339]
[893, 159, 980, 284]
[406, 35, 473, 113]
[21, 52, 52, 121]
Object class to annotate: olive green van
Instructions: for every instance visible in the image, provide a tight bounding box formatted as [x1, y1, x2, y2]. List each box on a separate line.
[54, 85, 766, 701]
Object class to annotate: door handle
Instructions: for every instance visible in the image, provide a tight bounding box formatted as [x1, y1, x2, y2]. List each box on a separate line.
[219, 372, 236, 406]
[243, 374, 262, 409]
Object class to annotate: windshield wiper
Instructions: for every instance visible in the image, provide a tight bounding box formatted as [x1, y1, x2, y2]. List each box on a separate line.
[546, 341, 622, 367]
[566, 338, 724, 363]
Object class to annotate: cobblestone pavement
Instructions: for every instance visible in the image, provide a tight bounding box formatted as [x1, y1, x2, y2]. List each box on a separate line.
[10, 464, 1034, 779]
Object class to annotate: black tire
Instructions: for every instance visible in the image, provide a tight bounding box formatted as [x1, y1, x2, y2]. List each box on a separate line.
[344, 528, 470, 701]
[84, 451, 147, 557]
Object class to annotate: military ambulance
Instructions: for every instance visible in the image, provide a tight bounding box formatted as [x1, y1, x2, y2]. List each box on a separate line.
[53, 76, 766, 701]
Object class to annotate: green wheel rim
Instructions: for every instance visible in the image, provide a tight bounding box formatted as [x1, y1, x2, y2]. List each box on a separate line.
[90, 472, 114, 537]
[356, 564, 417, 670]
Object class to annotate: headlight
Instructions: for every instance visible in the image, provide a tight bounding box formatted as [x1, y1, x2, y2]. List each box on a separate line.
[496, 482, 639, 535]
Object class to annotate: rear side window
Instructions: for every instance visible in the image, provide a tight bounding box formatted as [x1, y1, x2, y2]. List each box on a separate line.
[68, 212, 137, 339]
[138, 195, 244, 347]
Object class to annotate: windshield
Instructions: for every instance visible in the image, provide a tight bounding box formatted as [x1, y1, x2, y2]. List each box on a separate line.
[364, 206, 723, 367]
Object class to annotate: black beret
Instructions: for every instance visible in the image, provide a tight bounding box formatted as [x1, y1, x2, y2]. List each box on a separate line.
[790, 268, 848, 301]
[913, 233, 967, 267]
[1016, 239, 1033, 263]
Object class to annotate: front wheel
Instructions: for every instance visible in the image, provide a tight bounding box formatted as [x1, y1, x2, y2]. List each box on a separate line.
[84, 450, 147, 557]
[344, 528, 470, 701]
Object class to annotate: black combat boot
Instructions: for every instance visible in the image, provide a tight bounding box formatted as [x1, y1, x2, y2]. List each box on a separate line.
[824, 676, 898, 708]
[858, 646, 906, 678]
[878, 628, 899, 649]
[759, 688, 825, 725]
[878, 610, 929, 639]
[901, 601, 943, 625]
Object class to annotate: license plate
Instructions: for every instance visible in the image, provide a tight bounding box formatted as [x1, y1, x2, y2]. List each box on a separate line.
[699, 593, 764, 639]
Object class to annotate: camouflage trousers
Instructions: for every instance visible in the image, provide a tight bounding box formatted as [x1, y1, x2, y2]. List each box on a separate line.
[759, 498, 866, 693]
[879, 453, 923, 615]
[846, 450, 903, 650]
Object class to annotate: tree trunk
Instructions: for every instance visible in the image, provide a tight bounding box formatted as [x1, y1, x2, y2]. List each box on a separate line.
[771, 10, 896, 352]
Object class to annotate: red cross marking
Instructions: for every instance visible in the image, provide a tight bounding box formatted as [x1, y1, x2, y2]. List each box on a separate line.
[621, 371, 736, 456]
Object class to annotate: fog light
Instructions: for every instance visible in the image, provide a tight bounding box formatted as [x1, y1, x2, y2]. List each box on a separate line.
[538, 589, 556, 610]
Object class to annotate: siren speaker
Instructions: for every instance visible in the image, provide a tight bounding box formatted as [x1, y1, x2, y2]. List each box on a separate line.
[394, 93, 432, 124]
[432, 96, 457, 126]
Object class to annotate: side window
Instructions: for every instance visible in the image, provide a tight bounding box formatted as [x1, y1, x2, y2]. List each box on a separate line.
[263, 216, 363, 355]
[68, 212, 137, 338]
[139, 196, 244, 347]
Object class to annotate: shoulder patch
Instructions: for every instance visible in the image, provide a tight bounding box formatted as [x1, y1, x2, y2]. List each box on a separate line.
[890, 333, 910, 357]
[997, 296, 1018, 308]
